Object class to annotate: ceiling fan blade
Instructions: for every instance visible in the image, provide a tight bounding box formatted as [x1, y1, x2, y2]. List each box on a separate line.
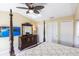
[34, 10, 39, 14]
[25, 3, 30, 7]
[16, 7, 28, 9]
[34, 6, 44, 10]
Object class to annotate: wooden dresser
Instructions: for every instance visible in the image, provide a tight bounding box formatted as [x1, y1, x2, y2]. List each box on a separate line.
[18, 34, 37, 50]
[18, 23, 37, 50]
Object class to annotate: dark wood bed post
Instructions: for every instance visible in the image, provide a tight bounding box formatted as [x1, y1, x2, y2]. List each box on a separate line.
[43, 20, 46, 42]
[9, 9, 15, 56]
[22, 25, 23, 35]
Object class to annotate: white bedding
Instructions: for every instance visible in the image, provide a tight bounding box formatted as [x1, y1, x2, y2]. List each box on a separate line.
[16, 42, 79, 56]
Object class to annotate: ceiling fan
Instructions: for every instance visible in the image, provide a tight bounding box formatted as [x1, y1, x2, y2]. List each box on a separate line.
[16, 3, 44, 14]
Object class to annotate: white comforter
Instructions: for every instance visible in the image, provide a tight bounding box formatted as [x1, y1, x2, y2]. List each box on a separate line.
[16, 42, 79, 56]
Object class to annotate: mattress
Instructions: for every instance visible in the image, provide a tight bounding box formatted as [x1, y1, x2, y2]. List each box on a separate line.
[16, 42, 79, 56]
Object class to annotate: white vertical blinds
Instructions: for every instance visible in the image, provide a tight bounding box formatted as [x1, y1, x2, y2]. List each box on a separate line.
[45, 21, 58, 43]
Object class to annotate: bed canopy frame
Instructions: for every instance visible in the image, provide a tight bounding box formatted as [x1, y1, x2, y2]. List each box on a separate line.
[43, 20, 46, 42]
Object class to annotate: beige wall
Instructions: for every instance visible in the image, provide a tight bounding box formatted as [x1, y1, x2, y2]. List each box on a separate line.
[0, 11, 37, 35]
[75, 4, 79, 19]
[0, 11, 36, 26]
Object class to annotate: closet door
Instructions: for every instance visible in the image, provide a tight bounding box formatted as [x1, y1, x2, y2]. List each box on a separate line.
[75, 21, 79, 47]
[60, 20, 73, 46]
[46, 21, 58, 43]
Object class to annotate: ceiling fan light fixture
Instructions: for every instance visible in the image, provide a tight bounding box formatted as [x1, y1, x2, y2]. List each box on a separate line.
[29, 10, 33, 13]
[16, 3, 45, 14]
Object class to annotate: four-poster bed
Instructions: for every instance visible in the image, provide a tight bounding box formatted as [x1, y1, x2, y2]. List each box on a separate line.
[9, 9, 38, 56]
[8, 9, 79, 56]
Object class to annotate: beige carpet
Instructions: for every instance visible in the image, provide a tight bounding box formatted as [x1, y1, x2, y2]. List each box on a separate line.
[16, 42, 79, 56]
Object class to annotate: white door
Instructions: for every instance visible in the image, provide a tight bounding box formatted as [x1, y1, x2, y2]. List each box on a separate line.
[75, 21, 79, 47]
[45, 21, 58, 43]
[60, 21, 73, 46]
[37, 22, 44, 42]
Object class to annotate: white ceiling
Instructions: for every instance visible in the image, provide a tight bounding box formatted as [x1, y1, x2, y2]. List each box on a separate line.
[0, 3, 78, 21]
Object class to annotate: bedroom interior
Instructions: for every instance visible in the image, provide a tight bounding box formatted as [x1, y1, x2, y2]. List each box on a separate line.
[1, 3, 79, 56]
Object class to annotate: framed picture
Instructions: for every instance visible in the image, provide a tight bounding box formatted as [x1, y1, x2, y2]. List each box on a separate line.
[0, 26, 20, 37]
